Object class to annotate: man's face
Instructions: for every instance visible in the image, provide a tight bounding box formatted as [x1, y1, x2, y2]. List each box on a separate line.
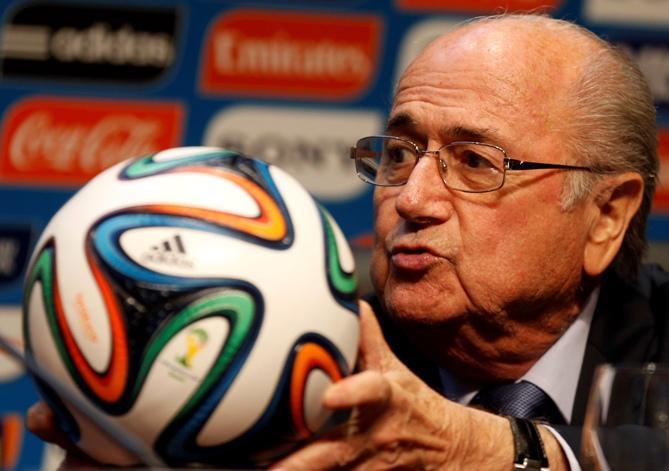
[370, 25, 595, 339]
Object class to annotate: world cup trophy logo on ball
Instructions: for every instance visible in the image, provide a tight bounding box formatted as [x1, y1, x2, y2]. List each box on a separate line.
[22, 147, 360, 468]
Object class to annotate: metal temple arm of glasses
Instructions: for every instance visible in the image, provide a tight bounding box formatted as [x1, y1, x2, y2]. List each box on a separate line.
[505, 158, 593, 171]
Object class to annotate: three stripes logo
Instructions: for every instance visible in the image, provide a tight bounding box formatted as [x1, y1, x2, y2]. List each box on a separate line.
[155, 233, 186, 254]
[142, 233, 193, 268]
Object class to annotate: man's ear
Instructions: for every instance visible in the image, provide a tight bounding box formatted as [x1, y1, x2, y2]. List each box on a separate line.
[583, 172, 644, 277]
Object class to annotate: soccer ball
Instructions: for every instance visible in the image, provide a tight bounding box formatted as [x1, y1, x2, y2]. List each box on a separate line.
[22, 147, 360, 467]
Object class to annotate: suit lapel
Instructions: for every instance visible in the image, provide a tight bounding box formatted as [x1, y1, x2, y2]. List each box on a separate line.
[572, 269, 660, 424]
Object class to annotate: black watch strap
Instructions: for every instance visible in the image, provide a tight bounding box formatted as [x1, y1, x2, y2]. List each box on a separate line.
[507, 416, 550, 470]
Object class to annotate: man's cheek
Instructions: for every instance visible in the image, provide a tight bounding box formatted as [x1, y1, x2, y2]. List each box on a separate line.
[370, 248, 390, 293]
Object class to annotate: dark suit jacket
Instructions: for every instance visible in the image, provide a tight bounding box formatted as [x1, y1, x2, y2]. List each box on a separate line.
[369, 264, 669, 461]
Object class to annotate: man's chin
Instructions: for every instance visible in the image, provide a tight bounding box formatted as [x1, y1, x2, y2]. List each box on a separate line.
[385, 301, 465, 330]
[389, 311, 465, 366]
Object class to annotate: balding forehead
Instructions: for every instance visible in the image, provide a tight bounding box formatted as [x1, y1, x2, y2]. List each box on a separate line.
[392, 16, 601, 146]
[403, 17, 592, 101]
[427, 20, 582, 69]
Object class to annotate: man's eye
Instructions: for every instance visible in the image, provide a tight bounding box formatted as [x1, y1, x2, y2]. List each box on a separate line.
[460, 150, 494, 169]
[386, 146, 414, 163]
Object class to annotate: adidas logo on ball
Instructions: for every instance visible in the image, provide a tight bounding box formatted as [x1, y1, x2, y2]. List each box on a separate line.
[141, 234, 193, 268]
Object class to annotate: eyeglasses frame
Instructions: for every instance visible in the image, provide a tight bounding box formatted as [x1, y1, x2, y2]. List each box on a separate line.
[350, 135, 595, 193]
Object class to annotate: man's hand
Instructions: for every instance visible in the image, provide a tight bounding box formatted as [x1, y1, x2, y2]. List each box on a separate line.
[26, 301, 570, 470]
[26, 401, 71, 450]
[272, 301, 527, 470]
[26, 401, 98, 468]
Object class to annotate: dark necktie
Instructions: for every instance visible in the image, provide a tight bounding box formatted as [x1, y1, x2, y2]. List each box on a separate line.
[470, 380, 566, 425]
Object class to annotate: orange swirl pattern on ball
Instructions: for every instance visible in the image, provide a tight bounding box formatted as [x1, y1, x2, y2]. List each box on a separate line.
[290, 343, 343, 438]
[51, 243, 129, 403]
[49, 164, 287, 406]
[139, 167, 287, 241]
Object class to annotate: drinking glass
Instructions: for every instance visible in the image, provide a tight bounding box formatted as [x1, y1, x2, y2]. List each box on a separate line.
[582, 363, 669, 470]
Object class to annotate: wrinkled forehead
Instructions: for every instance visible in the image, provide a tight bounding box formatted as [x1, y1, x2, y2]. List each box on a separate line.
[391, 19, 597, 155]
[400, 19, 587, 107]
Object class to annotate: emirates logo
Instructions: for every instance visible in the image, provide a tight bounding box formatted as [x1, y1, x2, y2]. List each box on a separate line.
[200, 9, 382, 99]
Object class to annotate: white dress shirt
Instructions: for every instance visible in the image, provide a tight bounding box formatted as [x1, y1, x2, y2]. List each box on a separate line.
[438, 287, 600, 470]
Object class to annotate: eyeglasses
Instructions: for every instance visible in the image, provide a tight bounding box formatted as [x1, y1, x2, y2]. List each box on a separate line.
[350, 135, 595, 193]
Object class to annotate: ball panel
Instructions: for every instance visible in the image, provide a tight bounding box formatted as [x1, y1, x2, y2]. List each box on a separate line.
[289, 341, 344, 437]
[321, 207, 358, 310]
[25, 244, 129, 404]
[25, 279, 90, 455]
[115, 316, 230, 450]
[323, 208, 355, 274]
[59, 240, 115, 374]
[196, 256, 358, 451]
[38, 214, 116, 374]
[121, 152, 293, 245]
[145, 147, 233, 164]
[26, 282, 71, 391]
[22, 147, 360, 467]
[303, 369, 335, 433]
[151, 287, 264, 463]
[190, 165, 360, 453]
[171, 333, 350, 468]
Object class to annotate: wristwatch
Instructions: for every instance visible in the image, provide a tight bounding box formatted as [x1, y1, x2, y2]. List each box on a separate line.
[507, 416, 550, 471]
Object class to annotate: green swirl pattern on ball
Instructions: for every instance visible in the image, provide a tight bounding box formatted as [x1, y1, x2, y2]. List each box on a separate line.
[320, 206, 357, 299]
[132, 289, 257, 414]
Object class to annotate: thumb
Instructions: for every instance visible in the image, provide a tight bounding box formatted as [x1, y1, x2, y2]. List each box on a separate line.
[357, 300, 404, 372]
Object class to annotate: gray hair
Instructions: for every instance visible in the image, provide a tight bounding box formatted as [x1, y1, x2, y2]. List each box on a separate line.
[564, 43, 657, 279]
[470, 14, 658, 279]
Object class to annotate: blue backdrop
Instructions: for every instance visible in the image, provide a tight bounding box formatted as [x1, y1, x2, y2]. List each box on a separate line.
[1, 0, 668, 468]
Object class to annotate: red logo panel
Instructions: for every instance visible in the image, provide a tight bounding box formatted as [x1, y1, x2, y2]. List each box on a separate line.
[396, 0, 560, 12]
[200, 10, 382, 100]
[653, 129, 669, 212]
[0, 96, 183, 186]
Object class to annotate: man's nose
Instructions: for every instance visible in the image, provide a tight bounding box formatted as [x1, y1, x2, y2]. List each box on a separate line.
[395, 152, 453, 223]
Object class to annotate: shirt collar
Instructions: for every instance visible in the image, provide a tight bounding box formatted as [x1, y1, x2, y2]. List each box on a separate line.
[439, 287, 599, 423]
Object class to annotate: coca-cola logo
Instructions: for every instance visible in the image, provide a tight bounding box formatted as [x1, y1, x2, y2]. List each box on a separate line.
[200, 10, 382, 99]
[0, 96, 183, 186]
[395, 0, 560, 12]
[653, 129, 669, 212]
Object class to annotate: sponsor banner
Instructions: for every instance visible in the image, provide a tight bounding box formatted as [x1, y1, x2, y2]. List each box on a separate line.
[618, 42, 669, 110]
[0, 225, 31, 287]
[394, 18, 462, 86]
[583, 0, 669, 27]
[0, 1, 179, 84]
[0, 96, 184, 186]
[653, 128, 669, 212]
[395, 0, 560, 12]
[200, 9, 382, 100]
[202, 105, 383, 200]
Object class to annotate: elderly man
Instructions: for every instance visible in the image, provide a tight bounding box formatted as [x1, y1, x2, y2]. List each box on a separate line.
[271, 13, 668, 470]
[28, 13, 667, 471]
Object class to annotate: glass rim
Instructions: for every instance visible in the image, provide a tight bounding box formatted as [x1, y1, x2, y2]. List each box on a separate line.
[352, 135, 507, 193]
